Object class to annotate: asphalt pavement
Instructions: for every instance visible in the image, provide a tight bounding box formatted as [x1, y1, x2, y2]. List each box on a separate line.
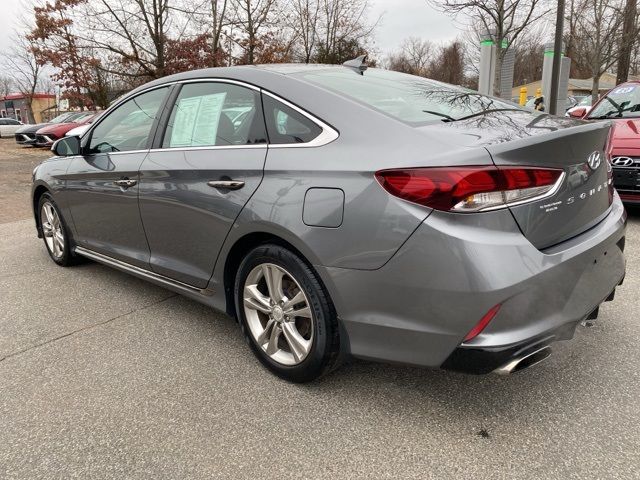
[1, 212, 639, 479]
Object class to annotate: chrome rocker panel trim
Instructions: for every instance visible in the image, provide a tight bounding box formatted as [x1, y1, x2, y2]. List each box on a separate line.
[74, 246, 214, 297]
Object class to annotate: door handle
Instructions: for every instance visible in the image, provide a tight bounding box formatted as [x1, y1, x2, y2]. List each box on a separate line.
[113, 179, 138, 188]
[207, 180, 245, 190]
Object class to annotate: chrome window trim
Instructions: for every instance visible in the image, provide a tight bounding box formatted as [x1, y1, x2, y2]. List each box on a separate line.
[177, 77, 261, 91]
[261, 90, 339, 148]
[101, 149, 150, 156]
[86, 77, 339, 153]
[149, 144, 267, 153]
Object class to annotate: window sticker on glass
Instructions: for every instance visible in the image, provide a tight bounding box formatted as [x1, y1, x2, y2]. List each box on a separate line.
[612, 86, 636, 95]
[170, 92, 227, 147]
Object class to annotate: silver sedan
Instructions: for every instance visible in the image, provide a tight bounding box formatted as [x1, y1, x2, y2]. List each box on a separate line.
[31, 62, 626, 382]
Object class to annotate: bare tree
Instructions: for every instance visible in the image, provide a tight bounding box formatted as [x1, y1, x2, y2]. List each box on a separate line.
[289, 0, 321, 63]
[386, 37, 433, 76]
[429, 40, 466, 86]
[428, 0, 552, 95]
[82, 0, 173, 80]
[232, 0, 278, 64]
[0, 76, 13, 97]
[1, 36, 46, 123]
[211, 0, 230, 65]
[616, 0, 639, 84]
[571, 0, 624, 102]
[315, 0, 378, 63]
[512, 28, 546, 86]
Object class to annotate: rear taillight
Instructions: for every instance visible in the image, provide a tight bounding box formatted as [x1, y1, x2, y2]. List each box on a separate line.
[375, 166, 564, 212]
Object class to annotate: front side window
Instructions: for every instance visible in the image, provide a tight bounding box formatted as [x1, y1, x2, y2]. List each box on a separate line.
[262, 95, 323, 144]
[162, 82, 266, 148]
[89, 87, 169, 154]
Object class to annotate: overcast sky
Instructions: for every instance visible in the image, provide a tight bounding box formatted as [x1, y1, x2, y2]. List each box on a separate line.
[0, 0, 458, 61]
[370, 0, 458, 55]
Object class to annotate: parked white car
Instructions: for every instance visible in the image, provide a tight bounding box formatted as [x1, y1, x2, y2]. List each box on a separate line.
[65, 110, 103, 138]
[0, 118, 24, 138]
[565, 95, 593, 117]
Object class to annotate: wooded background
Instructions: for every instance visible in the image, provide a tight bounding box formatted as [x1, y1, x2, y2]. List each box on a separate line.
[1, 0, 639, 116]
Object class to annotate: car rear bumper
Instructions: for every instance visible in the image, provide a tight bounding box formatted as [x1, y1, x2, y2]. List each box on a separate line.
[318, 192, 626, 371]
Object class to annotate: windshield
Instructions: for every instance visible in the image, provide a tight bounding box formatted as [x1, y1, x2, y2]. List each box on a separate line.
[74, 112, 95, 123]
[588, 84, 640, 119]
[50, 113, 74, 123]
[299, 68, 522, 125]
[577, 96, 592, 107]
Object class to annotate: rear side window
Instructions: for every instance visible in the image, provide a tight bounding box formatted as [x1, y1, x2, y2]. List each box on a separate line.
[88, 87, 169, 153]
[162, 82, 266, 148]
[262, 95, 322, 144]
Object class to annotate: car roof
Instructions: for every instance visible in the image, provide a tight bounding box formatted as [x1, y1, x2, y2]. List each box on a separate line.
[125, 64, 347, 98]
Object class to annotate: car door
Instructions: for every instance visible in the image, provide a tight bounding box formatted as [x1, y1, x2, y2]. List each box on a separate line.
[65, 86, 171, 268]
[138, 81, 268, 287]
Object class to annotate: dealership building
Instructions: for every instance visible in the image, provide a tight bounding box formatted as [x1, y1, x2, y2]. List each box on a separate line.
[0, 93, 56, 124]
[513, 72, 640, 99]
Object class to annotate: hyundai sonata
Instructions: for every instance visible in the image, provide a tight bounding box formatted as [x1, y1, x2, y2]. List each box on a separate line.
[32, 62, 626, 382]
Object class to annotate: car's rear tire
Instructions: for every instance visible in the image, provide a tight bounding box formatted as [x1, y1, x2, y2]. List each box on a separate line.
[38, 193, 80, 267]
[235, 244, 341, 382]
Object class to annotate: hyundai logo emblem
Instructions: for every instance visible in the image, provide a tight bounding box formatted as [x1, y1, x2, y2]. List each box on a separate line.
[587, 151, 602, 171]
[612, 156, 635, 167]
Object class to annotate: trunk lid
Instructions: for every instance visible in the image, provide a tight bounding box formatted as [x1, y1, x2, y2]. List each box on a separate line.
[483, 116, 613, 249]
[420, 111, 613, 249]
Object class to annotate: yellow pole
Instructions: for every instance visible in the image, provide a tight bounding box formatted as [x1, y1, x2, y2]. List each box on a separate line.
[535, 87, 542, 98]
[519, 87, 528, 105]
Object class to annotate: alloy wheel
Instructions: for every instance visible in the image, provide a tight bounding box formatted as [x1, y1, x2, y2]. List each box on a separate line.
[41, 202, 65, 259]
[243, 263, 314, 366]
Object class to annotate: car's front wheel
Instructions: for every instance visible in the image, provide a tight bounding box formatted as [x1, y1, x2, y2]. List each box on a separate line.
[235, 244, 340, 382]
[38, 193, 77, 266]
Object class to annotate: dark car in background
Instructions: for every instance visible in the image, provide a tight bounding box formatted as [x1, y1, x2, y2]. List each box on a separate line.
[14, 112, 84, 146]
[35, 112, 96, 147]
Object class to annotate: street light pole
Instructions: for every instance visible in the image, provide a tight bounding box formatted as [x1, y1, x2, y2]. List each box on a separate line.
[549, 0, 566, 115]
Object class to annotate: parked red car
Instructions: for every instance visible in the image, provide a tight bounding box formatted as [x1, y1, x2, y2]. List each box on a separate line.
[35, 112, 96, 147]
[570, 81, 640, 205]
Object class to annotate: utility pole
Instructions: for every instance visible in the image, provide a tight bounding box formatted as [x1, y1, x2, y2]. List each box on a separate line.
[549, 0, 565, 115]
[616, 0, 638, 85]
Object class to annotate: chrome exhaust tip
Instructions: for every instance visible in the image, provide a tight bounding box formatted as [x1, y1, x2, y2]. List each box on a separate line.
[494, 346, 552, 375]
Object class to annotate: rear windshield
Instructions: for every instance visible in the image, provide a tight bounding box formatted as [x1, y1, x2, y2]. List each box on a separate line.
[298, 68, 521, 126]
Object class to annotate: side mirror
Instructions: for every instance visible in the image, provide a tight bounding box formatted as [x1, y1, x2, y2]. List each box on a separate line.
[569, 107, 587, 119]
[52, 136, 81, 156]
